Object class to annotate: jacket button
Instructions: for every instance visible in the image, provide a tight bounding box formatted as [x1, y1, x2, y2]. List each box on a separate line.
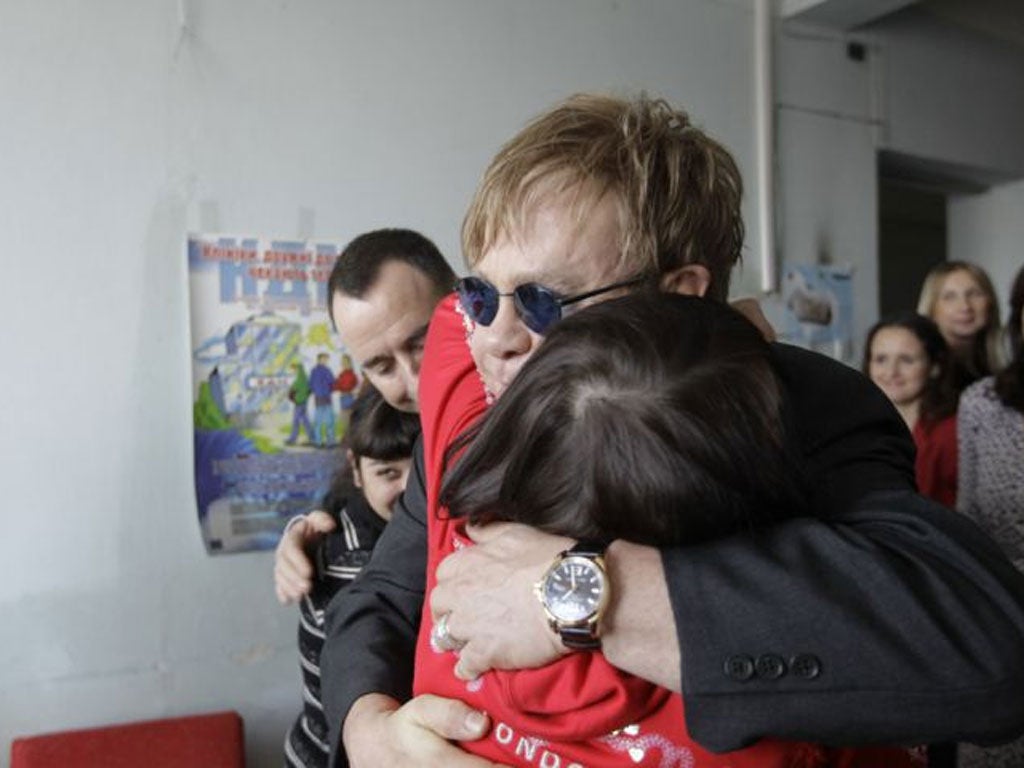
[790, 653, 822, 680]
[755, 653, 787, 680]
[724, 654, 755, 681]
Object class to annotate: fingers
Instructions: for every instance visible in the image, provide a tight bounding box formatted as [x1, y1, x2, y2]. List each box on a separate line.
[274, 558, 311, 604]
[405, 694, 490, 743]
[273, 515, 327, 604]
[430, 613, 466, 653]
[305, 509, 337, 533]
[432, 545, 476, 620]
[433, 544, 466, 584]
[345, 694, 504, 768]
[463, 520, 510, 544]
[428, 611, 488, 680]
[453, 648, 487, 682]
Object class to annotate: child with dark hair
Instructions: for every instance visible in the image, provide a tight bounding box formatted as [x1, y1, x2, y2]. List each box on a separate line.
[443, 293, 806, 546]
[412, 292, 920, 768]
[284, 386, 419, 768]
[863, 312, 960, 508]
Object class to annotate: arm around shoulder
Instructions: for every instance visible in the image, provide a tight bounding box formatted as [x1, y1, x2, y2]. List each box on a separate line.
[665, 349, 1024, 750]
[665, 488, 1024, 750]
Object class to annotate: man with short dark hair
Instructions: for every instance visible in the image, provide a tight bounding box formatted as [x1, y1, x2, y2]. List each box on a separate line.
[273, 227, 454, 604]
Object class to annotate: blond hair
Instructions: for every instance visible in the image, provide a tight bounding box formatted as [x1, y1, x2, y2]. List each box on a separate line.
[461, 93, 744, 301]
[917, 260, 1004, 376]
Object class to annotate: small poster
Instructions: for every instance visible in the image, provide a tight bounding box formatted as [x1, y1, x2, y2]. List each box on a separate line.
[188, 234, 359, 554]
[778, 262, 855, 361]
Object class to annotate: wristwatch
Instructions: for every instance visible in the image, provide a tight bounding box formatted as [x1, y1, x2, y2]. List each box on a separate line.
[534, 540, 611, 650]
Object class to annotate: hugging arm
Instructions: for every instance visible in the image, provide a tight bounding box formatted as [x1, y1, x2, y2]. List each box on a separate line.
[667, 346, 1024, 750]
[320, 437, 500, 768]
[320, 439, 427, 762]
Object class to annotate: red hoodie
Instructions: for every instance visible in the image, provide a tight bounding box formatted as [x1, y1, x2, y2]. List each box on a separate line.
[413, 295, 923, 768]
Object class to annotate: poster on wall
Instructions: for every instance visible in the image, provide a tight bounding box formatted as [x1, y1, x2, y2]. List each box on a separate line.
[188, 234, 359, 555]
[777, 262, 856, 362]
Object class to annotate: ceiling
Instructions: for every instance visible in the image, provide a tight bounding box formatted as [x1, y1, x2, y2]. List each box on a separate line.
[780, 0, 1024, 49]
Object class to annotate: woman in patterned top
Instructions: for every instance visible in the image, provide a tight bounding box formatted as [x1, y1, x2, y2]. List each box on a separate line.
[283, 386, 419, 768]
[956, 263, 1024, 768]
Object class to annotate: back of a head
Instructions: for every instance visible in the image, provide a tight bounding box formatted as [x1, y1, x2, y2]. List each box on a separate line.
[461, 93, 744, 302]
[441, 293, 806, 547]
[327, 228, 455, 324]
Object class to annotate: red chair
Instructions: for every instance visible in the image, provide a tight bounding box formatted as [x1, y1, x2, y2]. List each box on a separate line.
[10, 710, 245, 768]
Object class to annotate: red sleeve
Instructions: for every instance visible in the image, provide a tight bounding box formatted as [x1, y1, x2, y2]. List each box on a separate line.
[912, 416, 958, 509]
[418, 294, 489, 513]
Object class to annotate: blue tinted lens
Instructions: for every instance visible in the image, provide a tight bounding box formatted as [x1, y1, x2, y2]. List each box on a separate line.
[515, 284, 562, 334]
[456, 277, 499, 325]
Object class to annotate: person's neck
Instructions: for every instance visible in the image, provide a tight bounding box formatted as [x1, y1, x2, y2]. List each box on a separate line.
[943, 333, 972, 358]
[895, 400, 920, 431]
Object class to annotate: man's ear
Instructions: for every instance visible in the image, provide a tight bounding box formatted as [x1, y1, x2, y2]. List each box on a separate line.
[348, 449, 362, 488]
[660, 264, 711, 297]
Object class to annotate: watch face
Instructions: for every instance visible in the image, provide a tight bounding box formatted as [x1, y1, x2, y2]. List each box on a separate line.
[542, 555, 605, 623]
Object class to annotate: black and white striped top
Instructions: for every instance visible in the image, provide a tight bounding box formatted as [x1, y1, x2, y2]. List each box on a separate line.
[284, 494, 386, 768]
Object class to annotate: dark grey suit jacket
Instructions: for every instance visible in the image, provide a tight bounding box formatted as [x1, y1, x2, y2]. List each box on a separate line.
[322, 343, 1024, 764]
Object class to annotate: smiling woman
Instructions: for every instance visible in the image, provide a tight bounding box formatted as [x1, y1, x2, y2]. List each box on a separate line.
[917, 261, 1004, 393]
[863, 312, 960, 507]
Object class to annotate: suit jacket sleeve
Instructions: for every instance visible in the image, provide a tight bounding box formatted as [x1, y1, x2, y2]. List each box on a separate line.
[321, 437, 429, 767]
[671, 344, 1024, 751]
[319, 295, 477, 767]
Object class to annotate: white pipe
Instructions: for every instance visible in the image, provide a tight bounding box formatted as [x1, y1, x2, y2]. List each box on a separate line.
[754, 0, 777, 293]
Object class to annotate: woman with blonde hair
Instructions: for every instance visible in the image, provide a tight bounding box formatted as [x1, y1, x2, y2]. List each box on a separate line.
[917, 261, 1002, 391]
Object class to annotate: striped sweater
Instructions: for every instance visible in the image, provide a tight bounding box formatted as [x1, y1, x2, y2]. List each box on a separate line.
[284, 494, 386, 768]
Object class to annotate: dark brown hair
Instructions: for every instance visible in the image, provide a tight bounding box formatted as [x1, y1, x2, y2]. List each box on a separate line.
[440, 293, 807, 546]
[320, 386, 420, 516]
[862, 312, 959, 425]
[327, 228, 455, 327]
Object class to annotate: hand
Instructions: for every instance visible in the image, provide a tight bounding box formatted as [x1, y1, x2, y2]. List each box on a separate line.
[730, 297, 777, 342]
[343, 693, 507, 768]
[430, 523, 571, 681]
[273, 510, 336, 604]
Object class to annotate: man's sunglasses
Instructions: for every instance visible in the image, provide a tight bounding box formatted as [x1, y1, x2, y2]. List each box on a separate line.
[454, 275, 646, 335]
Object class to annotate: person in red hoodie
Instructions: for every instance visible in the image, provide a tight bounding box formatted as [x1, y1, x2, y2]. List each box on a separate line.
[414, 290, 922, 768]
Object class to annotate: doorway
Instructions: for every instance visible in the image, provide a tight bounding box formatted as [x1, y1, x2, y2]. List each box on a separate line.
[877, 150, 991, 318]
[877, 181, 946, 318]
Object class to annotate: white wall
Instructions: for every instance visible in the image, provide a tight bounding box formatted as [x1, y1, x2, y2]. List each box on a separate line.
[877, 10, 1024, 178]
[949, 179, 1024, 316]
[0, 1, 760, 764]
[773, 22, 881, 362]
[773, 10, 1024, 363]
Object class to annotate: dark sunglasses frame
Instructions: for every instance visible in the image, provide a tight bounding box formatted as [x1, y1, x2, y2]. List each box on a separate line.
[454, 274, 646, 334]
